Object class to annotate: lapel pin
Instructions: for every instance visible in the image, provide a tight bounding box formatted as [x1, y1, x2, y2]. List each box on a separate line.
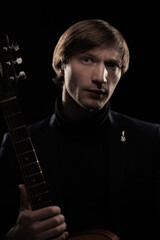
[121, 130, 126, 142]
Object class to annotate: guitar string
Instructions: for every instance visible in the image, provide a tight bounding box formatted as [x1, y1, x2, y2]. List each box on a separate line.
[5, 98, 45, 209]
[2, 98, 39, 209]
[2, 99, 34, 193]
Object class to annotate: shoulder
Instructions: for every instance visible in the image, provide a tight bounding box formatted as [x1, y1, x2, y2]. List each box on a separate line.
[24, 113, 57, 148]
[0, 114, 56, 149]
[27, 114, 56, 133]
[22, 114, 56, 144]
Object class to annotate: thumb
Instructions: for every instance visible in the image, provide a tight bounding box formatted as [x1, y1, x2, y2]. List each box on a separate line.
[19, 184, 31, 211]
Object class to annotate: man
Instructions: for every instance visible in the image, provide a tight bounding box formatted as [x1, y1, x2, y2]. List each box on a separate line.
[0, 19, 160, 240]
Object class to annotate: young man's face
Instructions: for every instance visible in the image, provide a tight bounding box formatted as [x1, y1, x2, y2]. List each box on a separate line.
[62, 47, 122, 112]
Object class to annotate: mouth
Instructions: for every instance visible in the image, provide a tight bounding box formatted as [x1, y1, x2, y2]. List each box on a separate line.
[87, 89, 106, 95]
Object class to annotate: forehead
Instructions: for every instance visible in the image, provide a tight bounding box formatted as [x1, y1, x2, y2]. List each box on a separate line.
[78, 47, 121, 61]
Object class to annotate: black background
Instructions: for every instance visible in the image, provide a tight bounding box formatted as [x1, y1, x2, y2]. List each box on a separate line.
[0, 1, 159, 143]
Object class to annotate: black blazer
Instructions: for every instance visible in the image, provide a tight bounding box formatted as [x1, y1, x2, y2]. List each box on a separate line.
[0, 110, 160, 240]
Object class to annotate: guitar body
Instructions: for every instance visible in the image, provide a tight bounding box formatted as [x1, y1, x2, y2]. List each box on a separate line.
[69, 229, 120, 240]
[0, 33, 120, 240]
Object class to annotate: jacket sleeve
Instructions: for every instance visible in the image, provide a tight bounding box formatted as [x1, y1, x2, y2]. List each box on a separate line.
[0, 133, 23, 238]
[151, 124, 160, 237]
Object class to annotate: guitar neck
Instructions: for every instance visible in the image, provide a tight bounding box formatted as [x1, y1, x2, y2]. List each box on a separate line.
[1, 96, 52, 210]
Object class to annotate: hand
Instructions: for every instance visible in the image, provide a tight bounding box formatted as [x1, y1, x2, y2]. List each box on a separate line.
[6, 184, 69, 240]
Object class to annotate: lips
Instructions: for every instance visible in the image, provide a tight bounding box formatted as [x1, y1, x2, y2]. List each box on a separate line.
[87, 89, 106, 95]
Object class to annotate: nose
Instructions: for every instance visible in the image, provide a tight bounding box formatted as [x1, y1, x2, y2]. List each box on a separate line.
[92, 63, 108, 85]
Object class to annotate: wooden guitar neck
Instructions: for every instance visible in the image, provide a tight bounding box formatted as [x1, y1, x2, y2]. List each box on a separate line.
[1, 96, 52, 210]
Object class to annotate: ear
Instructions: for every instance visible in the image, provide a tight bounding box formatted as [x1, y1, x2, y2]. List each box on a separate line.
[58, 68, 64, 76]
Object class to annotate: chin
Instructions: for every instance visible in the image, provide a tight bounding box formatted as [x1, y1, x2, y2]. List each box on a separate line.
[79, 98, 106, 112]
[83, 103, 104, 112]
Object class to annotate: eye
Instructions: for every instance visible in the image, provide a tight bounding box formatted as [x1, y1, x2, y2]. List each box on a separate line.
[81, 57, 93, 64]
[105, 61, 120, 69]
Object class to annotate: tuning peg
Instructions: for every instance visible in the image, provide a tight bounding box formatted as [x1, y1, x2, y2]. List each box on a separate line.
[14, 57, 23, 65]
[17, 71, 26, 80]
[11, 41, 19, 51]
[2, 46, 8, 51]
[9, 76, 15, 81]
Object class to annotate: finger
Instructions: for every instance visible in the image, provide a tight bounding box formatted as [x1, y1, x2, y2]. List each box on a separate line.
[34, 214, 65, 231]
[31, 206, 61, 221]
[38, 222, 68, 240]
[54, 231, 69, 240]
[19, 184, 31, 211]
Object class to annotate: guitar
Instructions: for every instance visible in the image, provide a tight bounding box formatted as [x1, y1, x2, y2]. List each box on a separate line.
[0, 33, 120, 240]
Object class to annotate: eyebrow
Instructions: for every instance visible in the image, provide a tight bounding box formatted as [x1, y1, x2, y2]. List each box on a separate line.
[79, 52, 97, 58]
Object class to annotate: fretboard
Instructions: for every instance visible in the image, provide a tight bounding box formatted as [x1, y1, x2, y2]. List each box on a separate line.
[1, 96, 52, 210]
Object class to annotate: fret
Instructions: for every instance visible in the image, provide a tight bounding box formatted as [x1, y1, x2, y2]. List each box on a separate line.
[20, 161, 42, 177]
[31, 197, 52, 210]
[31, 191, 50, 199]
[5, 113, 25, 130]
[13, 138, 34, 153]
[35, 199, 53, 209]
[24, 172, 45, 187]
[14, 137, 31, 145]
[27, 181, 49, 196]
[30, 191, 51, 206]
[1, 96, 21, 114]
[10, 126, 29, 142]
[5, 111, 22, 118]
[0, 96, 17, 104]
[17, 150, 37, 165]
[20, 159, 40, 168]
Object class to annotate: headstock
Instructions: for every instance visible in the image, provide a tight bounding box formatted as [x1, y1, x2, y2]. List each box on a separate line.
[0, 33, 26, 102]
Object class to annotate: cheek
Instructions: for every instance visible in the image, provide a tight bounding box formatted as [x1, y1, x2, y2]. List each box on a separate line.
[110, 69, 121, 85]
[64, 66, 80, 96]
[64, 65, 72, 84]
[108, 71, 121, 93]
[64, 63, 86, 88]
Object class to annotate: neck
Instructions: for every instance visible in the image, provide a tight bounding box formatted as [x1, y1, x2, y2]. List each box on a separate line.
[62, 91, 98, 123]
